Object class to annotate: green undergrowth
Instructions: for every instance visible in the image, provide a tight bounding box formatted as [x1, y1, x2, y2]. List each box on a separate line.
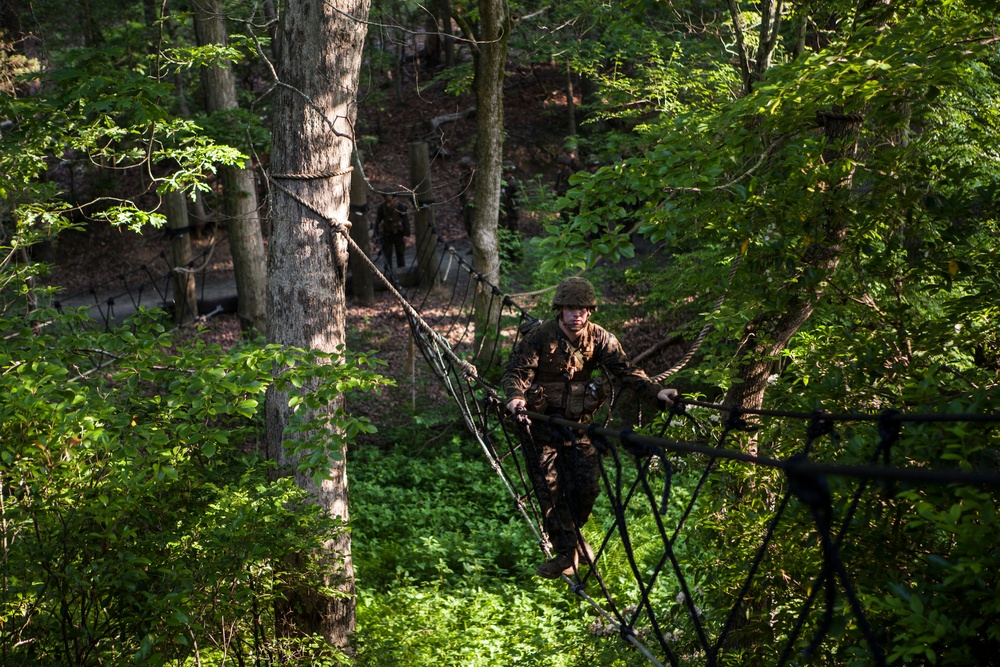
[350, 434, 648, 667]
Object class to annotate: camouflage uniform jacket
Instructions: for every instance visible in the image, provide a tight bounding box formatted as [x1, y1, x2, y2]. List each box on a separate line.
[377, 201, 410, 238]
[502, 319, 662, 419]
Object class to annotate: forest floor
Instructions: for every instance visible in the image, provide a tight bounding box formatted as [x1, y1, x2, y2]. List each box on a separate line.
[38, 62, 686, 443]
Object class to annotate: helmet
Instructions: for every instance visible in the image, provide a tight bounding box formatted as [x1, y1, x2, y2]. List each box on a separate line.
[552, 277, 598, 310]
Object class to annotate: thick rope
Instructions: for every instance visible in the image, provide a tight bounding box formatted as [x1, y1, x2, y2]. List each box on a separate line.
[650, 251, 744, 383]
[270, 165, 354, 180]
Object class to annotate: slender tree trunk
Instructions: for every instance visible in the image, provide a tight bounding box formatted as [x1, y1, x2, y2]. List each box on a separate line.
[470, 0, 508, 361]
[164, 190, 198, 325]
[438, 0, 454, 67]
[193, 0, 268, 334]
[265, 0, 369, 652]
[566, 63, 577, 138]
[726, 0, 783, 94]
[263, 0, 280, 62]
[724, 111, 863, 416]
[408, 142, 441, 289]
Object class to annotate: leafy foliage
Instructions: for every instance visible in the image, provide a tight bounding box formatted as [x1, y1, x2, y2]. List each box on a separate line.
[2, 0, 999, 664]
[537, 0, 1000, 408]
[351, 434, 649, 667]
[0, 300, 387, 665]
[0, 20, 255, 236]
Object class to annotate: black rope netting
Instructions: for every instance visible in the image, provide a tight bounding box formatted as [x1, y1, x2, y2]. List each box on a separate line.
[32, 199, 999, 665]
[38, 244, 219, 379]
[347, 216, 1000, 666]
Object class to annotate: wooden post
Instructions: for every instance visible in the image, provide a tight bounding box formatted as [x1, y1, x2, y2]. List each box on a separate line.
[348, 149, 374, 303]
[164, 190, 198, 324]
[407, 141, 441, 289]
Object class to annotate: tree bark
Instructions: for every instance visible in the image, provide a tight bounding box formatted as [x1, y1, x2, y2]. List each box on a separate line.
[438, 0, 454, 67]
[726, 0, 783, 95]
[408, 142, 441, 289]
[193, 0, 268, 335]
[262, 0, 280, 62]
[566, 63, 577, 138]
[164, 190, 198, 325]
[264, 0, 369, 652]
[470, 0, 508, 362]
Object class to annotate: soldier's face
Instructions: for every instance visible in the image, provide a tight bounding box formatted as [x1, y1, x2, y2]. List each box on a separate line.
[560, 307, 591, 335]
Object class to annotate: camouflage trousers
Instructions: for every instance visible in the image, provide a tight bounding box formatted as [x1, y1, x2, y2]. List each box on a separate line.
[382, 233, 406, 268]
[521, 420, 601, 557]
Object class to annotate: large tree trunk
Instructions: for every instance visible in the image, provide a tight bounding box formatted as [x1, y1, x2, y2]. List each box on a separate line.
[264, 0, 369, 652]
[470, 0, 508, 362]
[193, 0, 268, 334]
[721, 1, 884, 418]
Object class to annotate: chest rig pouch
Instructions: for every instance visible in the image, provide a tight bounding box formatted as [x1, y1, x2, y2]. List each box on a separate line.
[527, 333, 607, 419]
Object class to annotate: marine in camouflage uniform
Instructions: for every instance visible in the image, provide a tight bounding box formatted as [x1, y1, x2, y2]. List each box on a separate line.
[502, 277, 677, 579]
[499, 161, 521, 233]
[376, 193, 410, 268]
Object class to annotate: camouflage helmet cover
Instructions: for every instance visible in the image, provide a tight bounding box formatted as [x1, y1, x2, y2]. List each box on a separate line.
[552, 277, 598, 310]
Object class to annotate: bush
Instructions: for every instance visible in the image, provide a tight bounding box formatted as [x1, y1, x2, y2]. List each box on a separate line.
[0, 306, 386, 666]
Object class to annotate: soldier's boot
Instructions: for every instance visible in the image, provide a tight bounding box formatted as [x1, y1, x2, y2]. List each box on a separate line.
[535, 552, 577, 579]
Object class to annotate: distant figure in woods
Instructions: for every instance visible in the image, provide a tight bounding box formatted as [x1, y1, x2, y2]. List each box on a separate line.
[502, 277, 678, 579]
[376, 192, 411, 269]
[553, 151, 580, 200]
[458, 157, 476, 237]
[500, 161, 521, 233]
[553, 151, 581, 225]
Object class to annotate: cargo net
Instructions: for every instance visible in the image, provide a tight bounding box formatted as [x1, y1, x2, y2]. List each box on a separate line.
[344, 213, 1000, 667]
[31, 180, 1000, 665]
[30, 240, 221, 381]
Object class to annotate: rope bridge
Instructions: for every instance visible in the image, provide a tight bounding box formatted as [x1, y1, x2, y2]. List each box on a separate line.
[36, 196, 1000, 664]
[41, 245, 221, 379]
[348, 214, 1000, 665]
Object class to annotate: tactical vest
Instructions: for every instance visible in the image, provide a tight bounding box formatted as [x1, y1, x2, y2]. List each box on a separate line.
[524, 334, 607, 419]
[380, 203, 408, 237]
